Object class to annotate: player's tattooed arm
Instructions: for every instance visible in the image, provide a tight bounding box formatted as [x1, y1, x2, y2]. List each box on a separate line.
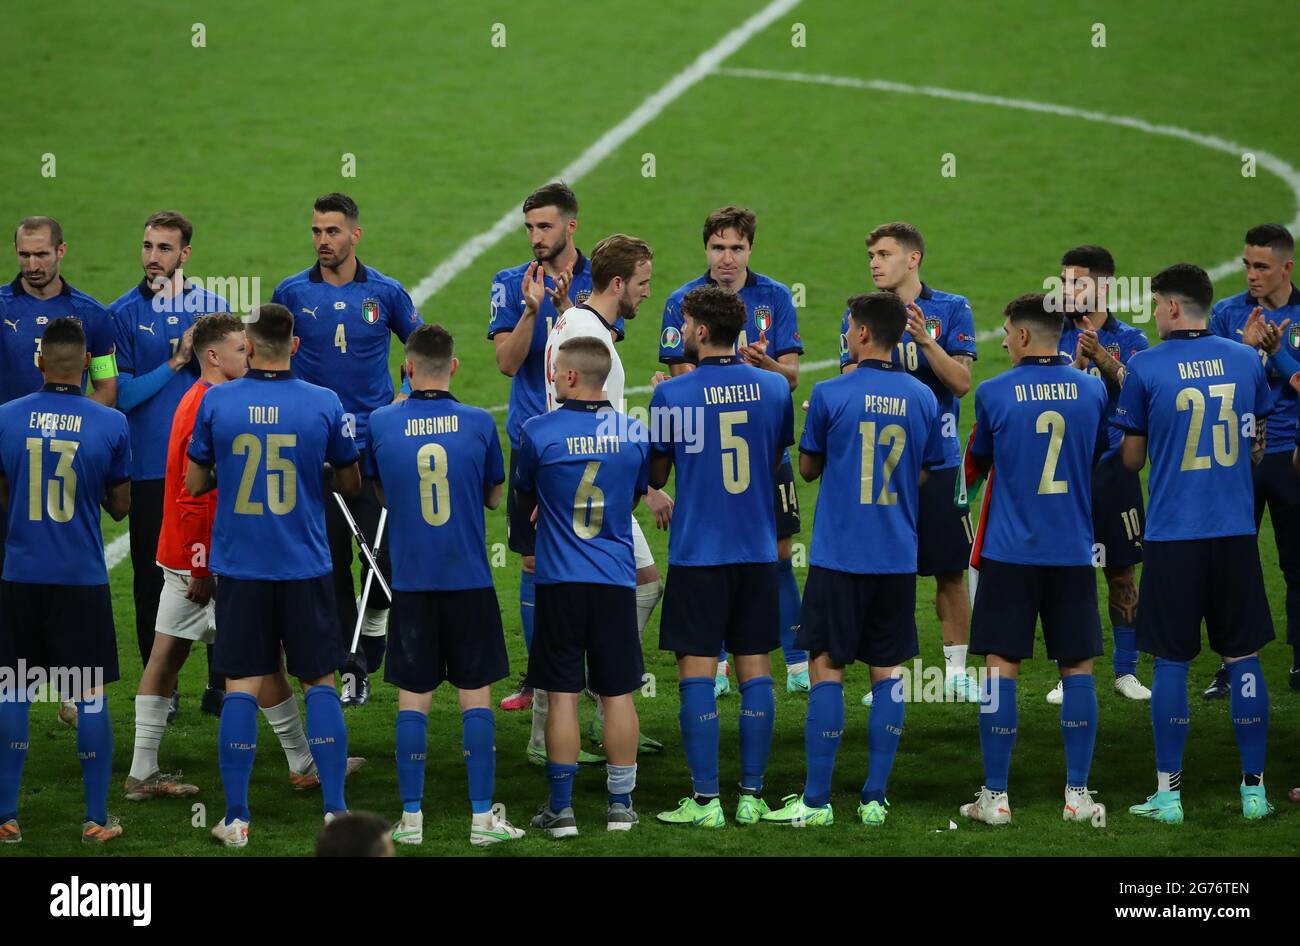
[799, 451, 824, 482]
[1076, 317, 1123, 391]
[186, 459, 216, 497]
[649, 453, 673, 491]
[1120, 433, 1147, 473]
[1105, 568, 1138, 627]
[102, 480, 130, 521]
[1252, 422, 1267, 466]
[908, 303, 971, 396]
[328, 460, 362, 498]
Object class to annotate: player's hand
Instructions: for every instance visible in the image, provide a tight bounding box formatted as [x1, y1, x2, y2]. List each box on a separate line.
[1077, 316, 1102, 362]
[521, 261, 546, 315]
[905, 302, 933, 348]
[186, 575, 215, 606]
[649, 370, 670, 388]
[1265, 318, 1290, 356]
[738, 338, 774, 370]
[801, 399, 810, 412]
[1072, 334, 1089, 370]
[548, 262, 574, 315]
[644, 486, 674, 529]
[169, 325, 196, 370]
[1242, 307, 1268, 349]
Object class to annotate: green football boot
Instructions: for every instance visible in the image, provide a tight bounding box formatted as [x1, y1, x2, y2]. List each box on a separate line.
[760, 793, 833, 827]
[1241, 785, 1275, 821]
[858, 799, 888, 826]
[526, 743, 605, 766]
[1128, 790, 1184, 824]
[656, 796, 726, 828]
[734, 793, 773, 825]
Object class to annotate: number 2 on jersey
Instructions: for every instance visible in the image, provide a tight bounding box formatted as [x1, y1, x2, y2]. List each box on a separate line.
[1035, 410, 1068, 495]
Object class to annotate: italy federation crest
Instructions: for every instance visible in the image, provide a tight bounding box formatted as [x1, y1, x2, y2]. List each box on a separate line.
[924, 317, 941, 340]
[1290, 324, 1300, 349]
[1106, 343, 1121, 361]
[361, 299, 380, 324]
[753, 305, 772, 338]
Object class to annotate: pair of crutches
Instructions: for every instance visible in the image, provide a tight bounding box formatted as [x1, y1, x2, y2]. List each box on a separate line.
[332, 494, 391, 661]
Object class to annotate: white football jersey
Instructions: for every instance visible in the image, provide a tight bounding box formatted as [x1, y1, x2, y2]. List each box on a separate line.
[544, 303, 624, 412]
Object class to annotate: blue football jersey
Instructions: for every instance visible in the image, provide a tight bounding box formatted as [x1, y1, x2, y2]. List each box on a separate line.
[800, 360, 945, 574]
[488, 253, 626, 448]
[111, 279, 231, 480]
[270, 260, 422, 443]
[648, 356, 794, 566]
[659, 270, 803, 366]
[0, 385, 130, 585]
[1114, 330, 1271, 542]
[1058, 312, 1150, 458]
[514, 400, 650, 588]
[1209, 286, 1300, 455]
[838, 284, 977, 469]
[187, 369, 359, 580]
[0, 276, 117, 404]
[365, 390, 505, 592]
[970, 356, 1109, 566]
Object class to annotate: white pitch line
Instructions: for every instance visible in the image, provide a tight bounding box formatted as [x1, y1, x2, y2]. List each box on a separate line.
[713, 67, 1300, 288]
[106, 532, 130, 570]
[408, 0, 803, 308]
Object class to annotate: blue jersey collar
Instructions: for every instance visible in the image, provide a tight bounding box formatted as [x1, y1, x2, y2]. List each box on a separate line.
[1021, 354, 1070, 366]
[136, 275, 197, 301]
[1167, 329, 1210, 340]
[10, 273, 73, 299]
[704, 269, 759, 289]
[559, 398, 612, 412]
[248, 368, 295, 380]
[308, 258, 369, 284]
[410, 389, 457, 401]
[41, 382, 83, 395]
[857, 358, 897, 371]
[918, 282, 934, 301]
[699, 355, 738, 366]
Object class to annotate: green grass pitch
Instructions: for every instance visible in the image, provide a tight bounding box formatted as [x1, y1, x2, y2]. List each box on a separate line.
[1, 0, 1297, 855]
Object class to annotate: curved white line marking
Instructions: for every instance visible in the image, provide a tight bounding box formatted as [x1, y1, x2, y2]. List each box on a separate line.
[714, 67, 1300, 288]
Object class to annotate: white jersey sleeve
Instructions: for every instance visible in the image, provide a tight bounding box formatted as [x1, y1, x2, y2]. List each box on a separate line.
[543, 305, 625, 412]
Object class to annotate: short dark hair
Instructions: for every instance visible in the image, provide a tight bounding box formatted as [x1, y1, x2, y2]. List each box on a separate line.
[39, 317, 87, 374]
[1060, 244, 1115, 277]
[406, 323, 454, 375]
[1245, 223, 1294, 258]
[590, 234, 653, 292]
[1004, 292, 1065, 340]
[522, 182, 579, 217]
[15, 215, 63, 247]
[681, 285, 746, 349]
[1151, 263, 1213, 316]
[556, 335, 612, 388]
[144, 210, 194, 247]
[867, 222, 925, 264]
[192, 312, 244, 353]
[846, 291, 908, 348]
[244, 303, 294, 356]
[314, 812, 391, 857]
[314, 192, 359, 223]
[702, 205, 757, 247]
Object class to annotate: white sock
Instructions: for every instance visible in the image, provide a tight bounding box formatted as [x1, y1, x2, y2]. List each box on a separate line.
[943, 645, 968, 679]
[362, 607, 388, 638]
[635, 580, 662, 637]
[130, 695, 170, 781]
[530, 689, 549, 750]
[261, 696, 313, 774]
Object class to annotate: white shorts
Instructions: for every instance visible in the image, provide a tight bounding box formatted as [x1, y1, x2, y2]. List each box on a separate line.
[155, 566, 217, 644]
[631, 516, 655, 571]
